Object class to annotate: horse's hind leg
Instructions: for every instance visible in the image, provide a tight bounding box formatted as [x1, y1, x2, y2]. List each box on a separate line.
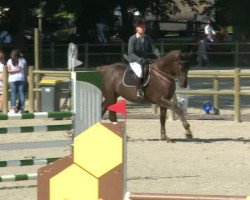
[159, 98, 192, 139]
[160, 107, 171, 142]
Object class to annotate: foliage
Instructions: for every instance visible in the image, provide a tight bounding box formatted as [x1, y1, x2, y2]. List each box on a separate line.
[215, 0, 250, 26]
[119, 0, 212, 19]
[2, 0, 250, 46]
[54, 11, 76, 21]
[214, 0, 250, 41]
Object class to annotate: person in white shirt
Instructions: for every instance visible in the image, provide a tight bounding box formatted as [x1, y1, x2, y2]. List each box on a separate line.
[0, 50, 5, 111]
[204, 20, 216, 42]
[7, 49, 27, 113]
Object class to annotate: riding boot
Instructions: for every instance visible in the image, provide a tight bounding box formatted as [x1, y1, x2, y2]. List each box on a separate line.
[136, 78, 144, 99]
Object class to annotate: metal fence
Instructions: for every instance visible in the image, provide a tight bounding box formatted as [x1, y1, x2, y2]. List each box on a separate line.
[1, 41, 250, 121]
[10, 40, 250, 69]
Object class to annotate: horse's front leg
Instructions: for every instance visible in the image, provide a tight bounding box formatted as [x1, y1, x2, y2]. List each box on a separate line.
[102, 97, 118, 122]
[160, 107, 171, 142]
[159, 98, 193, 139]
[101, 100, 107, 117]
[109, 110, 117, 122]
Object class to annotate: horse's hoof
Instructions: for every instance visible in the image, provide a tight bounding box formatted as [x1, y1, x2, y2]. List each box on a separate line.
[185, 129, 193, 139]
[161, 134, 167, 141]
[161, 134, 173, 142]
[166, 137, 174, 143]
[186, 133, 193, 139]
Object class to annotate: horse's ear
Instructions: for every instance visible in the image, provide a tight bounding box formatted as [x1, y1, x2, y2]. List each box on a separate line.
[187, 50, 193, 58]
[181, 51, 193, 59]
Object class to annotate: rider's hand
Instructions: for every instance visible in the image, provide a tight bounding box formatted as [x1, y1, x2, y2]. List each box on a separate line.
[140, 58, 146, 66]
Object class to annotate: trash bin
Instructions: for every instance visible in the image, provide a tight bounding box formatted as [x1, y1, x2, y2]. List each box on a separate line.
[176, 83, 190, 115]
[39, 80, 64, 112]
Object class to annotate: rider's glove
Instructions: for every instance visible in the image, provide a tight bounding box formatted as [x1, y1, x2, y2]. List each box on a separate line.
[140, 58, 146, 66]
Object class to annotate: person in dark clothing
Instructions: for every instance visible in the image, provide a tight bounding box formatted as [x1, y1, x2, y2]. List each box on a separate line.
[197, 35, 211, 67]
[127, 17, 160, 98]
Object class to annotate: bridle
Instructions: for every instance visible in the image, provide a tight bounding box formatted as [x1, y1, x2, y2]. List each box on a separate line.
[146, 52, 189, 81]
[151, 66, 178, 81]
[150, 59, 188, 81]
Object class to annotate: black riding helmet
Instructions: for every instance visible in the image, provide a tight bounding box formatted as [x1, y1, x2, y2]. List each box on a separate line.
[134, 17, 146, 27]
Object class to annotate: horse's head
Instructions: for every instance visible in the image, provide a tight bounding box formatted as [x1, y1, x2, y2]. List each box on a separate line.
[159, 50, 191, 88]
[176, 52, 191, 88]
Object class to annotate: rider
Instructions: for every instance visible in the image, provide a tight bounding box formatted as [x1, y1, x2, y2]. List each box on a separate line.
[127, 17, 161, 99]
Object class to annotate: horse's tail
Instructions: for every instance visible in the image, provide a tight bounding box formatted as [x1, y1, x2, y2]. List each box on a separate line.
[96, 65, 110, 73]
[96, 66, 105, 72]
[96, 66, 101, 72]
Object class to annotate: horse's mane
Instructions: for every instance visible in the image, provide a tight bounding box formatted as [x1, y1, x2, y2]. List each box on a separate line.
[154, 50, 181, 67]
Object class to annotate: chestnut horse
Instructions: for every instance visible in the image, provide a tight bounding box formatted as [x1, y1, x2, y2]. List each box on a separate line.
[96, 50, 192, 141]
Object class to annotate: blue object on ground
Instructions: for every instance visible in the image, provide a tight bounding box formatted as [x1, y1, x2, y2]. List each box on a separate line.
[203, 101, 213, 114]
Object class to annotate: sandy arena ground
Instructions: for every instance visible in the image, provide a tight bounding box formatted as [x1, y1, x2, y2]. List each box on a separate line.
[1, 74, 250, 199]
[0, 105, 250, 199]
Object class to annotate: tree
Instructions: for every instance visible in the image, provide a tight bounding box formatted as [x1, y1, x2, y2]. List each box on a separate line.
[118, 0, 212, 41]
[0, 0, 29, 48]
[214, 0, 250, 41]
[1, 0, 213, 46]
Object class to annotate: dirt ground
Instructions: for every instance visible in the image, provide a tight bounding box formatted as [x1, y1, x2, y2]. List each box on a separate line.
[0, 105, 250, 199]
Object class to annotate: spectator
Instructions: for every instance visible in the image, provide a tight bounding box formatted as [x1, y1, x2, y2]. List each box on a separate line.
[204, 20, 216, 42]
[16, 52, 29, 112]
[96, 19, 108, 44]
[0, 50, 5, 111]
[197, 35, 211, 67]
[7, 49, 28, 114]
[0, 30, 12, 44]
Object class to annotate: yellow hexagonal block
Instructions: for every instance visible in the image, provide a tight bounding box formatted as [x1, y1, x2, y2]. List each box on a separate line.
[74, 123, 123, 178]
[50, 164, 98, 200]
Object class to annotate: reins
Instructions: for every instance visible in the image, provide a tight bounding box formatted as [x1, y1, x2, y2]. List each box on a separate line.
[147, 53, 189, 82]
[150, 65, 178, 81]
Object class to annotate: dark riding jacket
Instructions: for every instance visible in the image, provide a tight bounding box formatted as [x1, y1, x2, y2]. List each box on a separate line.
[128, 34, 160, 64]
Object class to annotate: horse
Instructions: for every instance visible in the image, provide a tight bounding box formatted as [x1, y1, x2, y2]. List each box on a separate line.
[96, 50, 192, 141]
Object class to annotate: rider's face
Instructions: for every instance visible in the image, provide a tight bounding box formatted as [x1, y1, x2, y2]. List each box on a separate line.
[136, 25, 146, 35]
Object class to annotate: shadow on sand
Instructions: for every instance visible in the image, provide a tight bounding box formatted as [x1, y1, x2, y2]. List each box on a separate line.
[128, 137, 250, 143]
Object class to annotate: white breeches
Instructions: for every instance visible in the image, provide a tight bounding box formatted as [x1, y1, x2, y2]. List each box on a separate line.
[129, 62, 143, 78]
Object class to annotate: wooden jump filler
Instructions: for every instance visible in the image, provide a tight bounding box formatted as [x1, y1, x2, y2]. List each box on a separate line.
[37, 122, 125, 200]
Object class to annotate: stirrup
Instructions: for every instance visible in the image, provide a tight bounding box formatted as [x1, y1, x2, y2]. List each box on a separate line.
[136, 89, 144, 98]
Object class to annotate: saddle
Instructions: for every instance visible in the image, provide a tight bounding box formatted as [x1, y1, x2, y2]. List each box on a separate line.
[122, 55, 151, 87]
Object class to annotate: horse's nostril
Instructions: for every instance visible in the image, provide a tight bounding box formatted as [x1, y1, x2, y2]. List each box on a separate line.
[180, 84, 187, 88]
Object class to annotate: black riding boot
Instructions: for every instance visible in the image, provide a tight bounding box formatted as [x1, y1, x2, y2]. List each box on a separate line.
[136, 78, 144, 99]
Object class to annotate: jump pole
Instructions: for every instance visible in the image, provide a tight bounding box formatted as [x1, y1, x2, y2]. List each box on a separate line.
[126, 192, 248, 200]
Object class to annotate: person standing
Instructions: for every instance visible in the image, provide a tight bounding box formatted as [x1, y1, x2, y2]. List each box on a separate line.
[197, 35, 211, 67]
[7, 49, 28, 113]
[204, 20, 216, 42]
[96, 19, 108, 44]
[127, 17, 160, 98]
[0, 50, 5, 111]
